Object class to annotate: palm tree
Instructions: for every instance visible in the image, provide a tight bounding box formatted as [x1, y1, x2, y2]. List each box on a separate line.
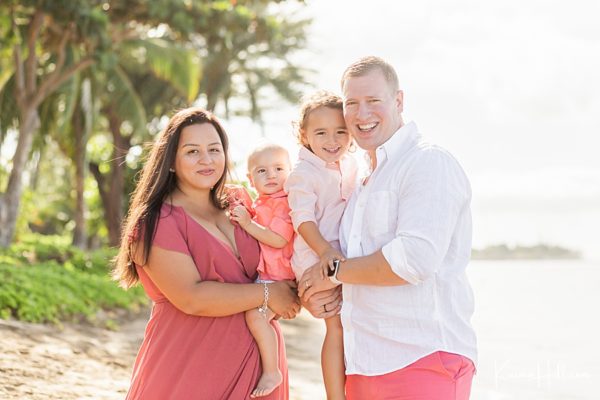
[40, 38, 200, 247]
[0, 1, 200, 247]
[198, 3, 312, 125]
[89, 37, 200, 246]
[0, 2, 102, 247]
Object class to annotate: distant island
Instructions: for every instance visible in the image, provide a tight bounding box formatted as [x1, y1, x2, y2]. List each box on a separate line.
[471, 244, 581, 260]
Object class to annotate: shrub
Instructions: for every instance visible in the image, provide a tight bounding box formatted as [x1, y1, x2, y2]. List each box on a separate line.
[0, 234, 147, 325]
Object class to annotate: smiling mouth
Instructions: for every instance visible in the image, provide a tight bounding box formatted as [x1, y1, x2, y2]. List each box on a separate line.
[322, 146, 341, 154]
[197, 169, 215, 175]
[357, 122, 378, 132]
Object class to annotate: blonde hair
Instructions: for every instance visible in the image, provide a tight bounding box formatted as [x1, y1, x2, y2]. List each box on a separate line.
[247, 143, 291, 171]
[340, 56, 399, 93]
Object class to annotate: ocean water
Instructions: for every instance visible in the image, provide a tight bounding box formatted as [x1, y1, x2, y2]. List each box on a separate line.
[469, 259, 600, 400]
[283, 259, 600, 399]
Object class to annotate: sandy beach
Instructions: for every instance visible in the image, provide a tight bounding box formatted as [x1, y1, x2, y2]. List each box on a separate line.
[0, 309, 326, 400]
[2, 260, 598, 399]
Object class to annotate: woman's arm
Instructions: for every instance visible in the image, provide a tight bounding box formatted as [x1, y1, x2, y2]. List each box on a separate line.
[231, 205, 288, 248]
[138, 245, 300, 318]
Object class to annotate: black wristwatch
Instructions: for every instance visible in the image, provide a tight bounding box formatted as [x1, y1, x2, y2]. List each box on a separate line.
[328, 259, 342, 285]
[328, 259, 339, 276]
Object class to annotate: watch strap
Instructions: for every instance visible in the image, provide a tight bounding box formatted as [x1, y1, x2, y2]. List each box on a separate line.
[329, 259, 342, 286]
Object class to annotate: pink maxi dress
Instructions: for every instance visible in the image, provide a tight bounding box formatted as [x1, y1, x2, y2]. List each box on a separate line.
[126, 204, 289, 400]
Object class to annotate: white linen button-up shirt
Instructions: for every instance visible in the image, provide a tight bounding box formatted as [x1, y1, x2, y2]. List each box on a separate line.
[339, 121, 477, 375]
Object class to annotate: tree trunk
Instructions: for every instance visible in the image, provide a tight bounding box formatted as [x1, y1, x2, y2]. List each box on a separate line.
[29, 147, 44, 191]
[72, 108, 87, 249]
[89, 107, 130, 247]
[107, 111, 129, 247]
[2, 8, 94, 248]
[0, 110, 39, 247]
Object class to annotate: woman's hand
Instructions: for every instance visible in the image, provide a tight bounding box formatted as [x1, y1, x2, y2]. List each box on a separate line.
[268, 280, 301, 319]
[301, 286, 342, 319]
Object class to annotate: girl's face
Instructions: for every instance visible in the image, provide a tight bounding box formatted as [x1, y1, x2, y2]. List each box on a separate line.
[301, 107, 351, 164]
[173, 123, 226, 192]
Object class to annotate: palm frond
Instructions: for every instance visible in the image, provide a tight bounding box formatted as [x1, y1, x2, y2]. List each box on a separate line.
[108, 65, 147, 136]
[120, 38, 202, 102]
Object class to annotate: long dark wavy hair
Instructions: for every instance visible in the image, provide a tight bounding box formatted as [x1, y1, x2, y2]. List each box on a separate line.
[113, 107, 231, 288]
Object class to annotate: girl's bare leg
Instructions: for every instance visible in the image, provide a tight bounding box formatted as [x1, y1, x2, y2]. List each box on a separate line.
[323, 314, 346, 399]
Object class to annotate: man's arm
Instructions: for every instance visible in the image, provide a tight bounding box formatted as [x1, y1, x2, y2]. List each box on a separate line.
[298, 250, 407, 298]
[299, 148, 469, 297]
[334, 250, 407, 285]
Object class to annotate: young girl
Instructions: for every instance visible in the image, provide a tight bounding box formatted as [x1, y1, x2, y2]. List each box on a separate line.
[231, 144, 296, 398]
[284, 91, 358, 399]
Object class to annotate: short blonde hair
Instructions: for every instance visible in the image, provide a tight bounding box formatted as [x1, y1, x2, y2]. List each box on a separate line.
[341, 56, 399, 93]
[247, 143, 290, 171]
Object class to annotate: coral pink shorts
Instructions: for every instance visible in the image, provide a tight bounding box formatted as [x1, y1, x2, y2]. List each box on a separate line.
[346, 351, 475, 400]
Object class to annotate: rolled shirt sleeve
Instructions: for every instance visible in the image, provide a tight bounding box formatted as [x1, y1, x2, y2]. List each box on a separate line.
[381, 147, 470, 284]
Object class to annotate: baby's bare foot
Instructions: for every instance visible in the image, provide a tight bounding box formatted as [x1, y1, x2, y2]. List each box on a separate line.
[250, 371, 282, 398]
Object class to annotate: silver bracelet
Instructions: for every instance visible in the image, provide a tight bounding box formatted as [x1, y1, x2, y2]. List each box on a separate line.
[257, 282, 269, 317]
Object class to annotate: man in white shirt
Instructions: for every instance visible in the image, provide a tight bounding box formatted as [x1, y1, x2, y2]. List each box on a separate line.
[299, 56, 477, 399]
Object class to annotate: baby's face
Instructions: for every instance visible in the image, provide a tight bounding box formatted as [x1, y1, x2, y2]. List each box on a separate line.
[248, 149, 291, 196]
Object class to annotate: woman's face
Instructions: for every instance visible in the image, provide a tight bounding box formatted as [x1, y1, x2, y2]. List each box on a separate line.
[173, 123, 226, 192]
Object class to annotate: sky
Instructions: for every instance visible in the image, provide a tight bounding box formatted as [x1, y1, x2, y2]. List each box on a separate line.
[1, 0, 597, 259]
[225, 0, 600, 260]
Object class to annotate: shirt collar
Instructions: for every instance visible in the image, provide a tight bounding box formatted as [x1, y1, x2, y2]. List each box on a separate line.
[257, 189, 287, 202]
[373, 121, 420, 167]
[298, 146, 349, 175]
[298, 146, 337, 169]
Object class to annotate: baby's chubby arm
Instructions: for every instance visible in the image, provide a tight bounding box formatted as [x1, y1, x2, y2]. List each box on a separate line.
[231, 205, 288, 248]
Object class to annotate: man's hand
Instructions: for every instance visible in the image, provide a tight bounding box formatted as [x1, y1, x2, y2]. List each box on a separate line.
[301, 286, 342, 319]
[298, 260, 337, 299]
[230, 205, 251, 229]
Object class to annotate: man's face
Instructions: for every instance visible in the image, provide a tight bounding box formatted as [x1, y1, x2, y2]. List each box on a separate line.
[342, 69, 403, 153]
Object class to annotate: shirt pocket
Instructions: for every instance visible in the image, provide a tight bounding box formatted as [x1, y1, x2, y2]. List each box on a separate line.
[364, 190, 398, 238]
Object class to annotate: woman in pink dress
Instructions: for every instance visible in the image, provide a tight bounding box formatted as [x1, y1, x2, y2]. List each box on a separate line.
[113, 107, 301, 400]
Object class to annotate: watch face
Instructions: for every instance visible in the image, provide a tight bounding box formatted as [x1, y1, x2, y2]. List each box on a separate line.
[328, 260, 339, 277]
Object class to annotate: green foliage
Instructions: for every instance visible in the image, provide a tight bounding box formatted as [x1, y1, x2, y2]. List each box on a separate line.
[1, 0, 311, 250]
[0, 233, 147, 324]
[120, 38, 202, 102]
[5, 233, 113, 274]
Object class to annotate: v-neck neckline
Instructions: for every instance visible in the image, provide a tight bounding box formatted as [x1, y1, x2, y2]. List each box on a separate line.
[168, 204, 241, 259]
